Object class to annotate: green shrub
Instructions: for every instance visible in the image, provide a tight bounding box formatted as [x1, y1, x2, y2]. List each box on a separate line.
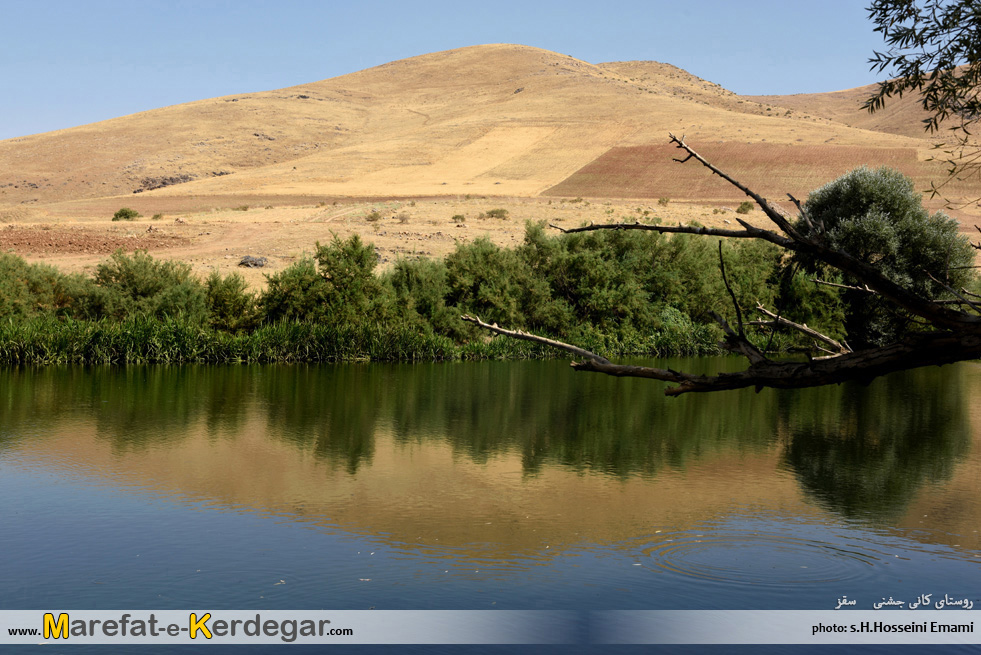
[521, 222, 656, 337]
[736, 201, 755, 214]
[94, 250, 208, 324]
[386, 257, 459, 337]
[260, 257, 328, 323]
[206, 271, 258, 332]
[112, 208, 140, 221]
[485, 208, 509, 219]
[658, 197, 670, 207]
[260, 234, 392, 325]
[0, 254, 65, 319]
[314, 234, 392, 323]
[451, 214, 466, 224]
[795, 166, 977, 347]
[0, 253, 104, 320]
[444, 235, 556, 332]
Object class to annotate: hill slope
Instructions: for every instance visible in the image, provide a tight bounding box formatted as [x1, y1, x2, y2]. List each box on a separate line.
[743, 81, 935, 139]
[0, 44, 970, 210]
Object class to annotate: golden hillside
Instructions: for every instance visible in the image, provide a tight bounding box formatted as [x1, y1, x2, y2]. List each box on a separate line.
[744, 80, 936, 139]
[1, 43, 967, 211]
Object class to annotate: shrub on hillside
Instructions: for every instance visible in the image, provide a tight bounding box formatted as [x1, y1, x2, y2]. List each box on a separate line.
[736, 201, 755, 214]
[112, 208, 141, 221]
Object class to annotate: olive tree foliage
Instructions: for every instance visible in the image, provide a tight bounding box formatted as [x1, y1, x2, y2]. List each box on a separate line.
[866, 0, 981, 200]
[464, 135, 981, 395]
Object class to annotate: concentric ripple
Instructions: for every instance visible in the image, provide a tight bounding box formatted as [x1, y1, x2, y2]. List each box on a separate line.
[636, 525, 883, 587]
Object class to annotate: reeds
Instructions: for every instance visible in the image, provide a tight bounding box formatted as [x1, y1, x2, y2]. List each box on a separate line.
[0, 317, 462, 365]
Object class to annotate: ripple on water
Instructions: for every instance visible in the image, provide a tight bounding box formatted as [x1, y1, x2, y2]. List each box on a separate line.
[635, 521, 885, 588]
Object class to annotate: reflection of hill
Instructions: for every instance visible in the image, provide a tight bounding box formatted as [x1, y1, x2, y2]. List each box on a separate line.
[2, 361, 979, 559]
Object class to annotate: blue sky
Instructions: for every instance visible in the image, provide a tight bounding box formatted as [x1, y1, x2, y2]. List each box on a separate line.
[1, 0, 889, 140]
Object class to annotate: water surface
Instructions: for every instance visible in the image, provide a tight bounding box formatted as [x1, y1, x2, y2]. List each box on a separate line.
[2, 359, 979, 651]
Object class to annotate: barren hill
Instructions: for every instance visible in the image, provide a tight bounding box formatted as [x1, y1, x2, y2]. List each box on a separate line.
[743, 81, 935, 139]
[2, 43, 967, 212]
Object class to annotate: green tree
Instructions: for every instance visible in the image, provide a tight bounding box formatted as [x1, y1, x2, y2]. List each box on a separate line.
[205, 271, 258, 332]
[794, 166, 975, 347]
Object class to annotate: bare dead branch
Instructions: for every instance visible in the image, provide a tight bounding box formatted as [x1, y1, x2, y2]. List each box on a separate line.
[810, 278, 877, 293]
[666, 135, 979, 330]
[460, 315, 613, 364]
[718, 242, 745, 337]
[921, 268, 981, 314]
[708, 310, 768, 365]
[569, 329, 981, 396]
[787, 193, 821, 233]
[668, 133, 804, 240]
[752, 305, 851, 354]
[548, 220, 795, 249]
[465, 136, 981, 395]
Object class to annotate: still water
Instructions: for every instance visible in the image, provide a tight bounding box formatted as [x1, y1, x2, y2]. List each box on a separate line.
[2, 359, 979, 651]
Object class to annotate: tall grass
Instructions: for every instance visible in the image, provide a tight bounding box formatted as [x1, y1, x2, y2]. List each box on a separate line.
[0, 317, 463, 365]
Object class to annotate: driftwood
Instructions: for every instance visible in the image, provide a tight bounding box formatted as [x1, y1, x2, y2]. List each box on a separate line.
[463, 134, 981, 395]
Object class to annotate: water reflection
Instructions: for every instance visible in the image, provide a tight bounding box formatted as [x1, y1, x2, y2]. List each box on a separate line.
[0, 360, 978, 562]
[779, 366, 970, 520]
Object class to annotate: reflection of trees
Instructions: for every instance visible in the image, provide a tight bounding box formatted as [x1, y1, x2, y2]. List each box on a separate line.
[0, 366, 217, 452]
[258, 365, 376, 474]
[780, 365, 971, 520]
[383, 358, 778, 476]
[0, 360, 972, 518]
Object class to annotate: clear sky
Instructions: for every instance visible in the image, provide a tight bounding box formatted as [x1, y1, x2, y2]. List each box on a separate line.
[1, 0, 889, 140]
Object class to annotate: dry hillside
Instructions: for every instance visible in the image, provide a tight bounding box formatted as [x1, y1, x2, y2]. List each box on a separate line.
[1, 44, 978, 283]
[745, 80, 937, 139]
[2, 44, 965, 206]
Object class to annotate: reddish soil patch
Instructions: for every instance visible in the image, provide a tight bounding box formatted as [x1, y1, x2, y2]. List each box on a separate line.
[543, 143, 964, 206]
[0, 225, 188, 256]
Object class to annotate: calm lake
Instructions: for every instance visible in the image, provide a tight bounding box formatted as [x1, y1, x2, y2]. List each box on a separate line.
[2, 359, 979, 653]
